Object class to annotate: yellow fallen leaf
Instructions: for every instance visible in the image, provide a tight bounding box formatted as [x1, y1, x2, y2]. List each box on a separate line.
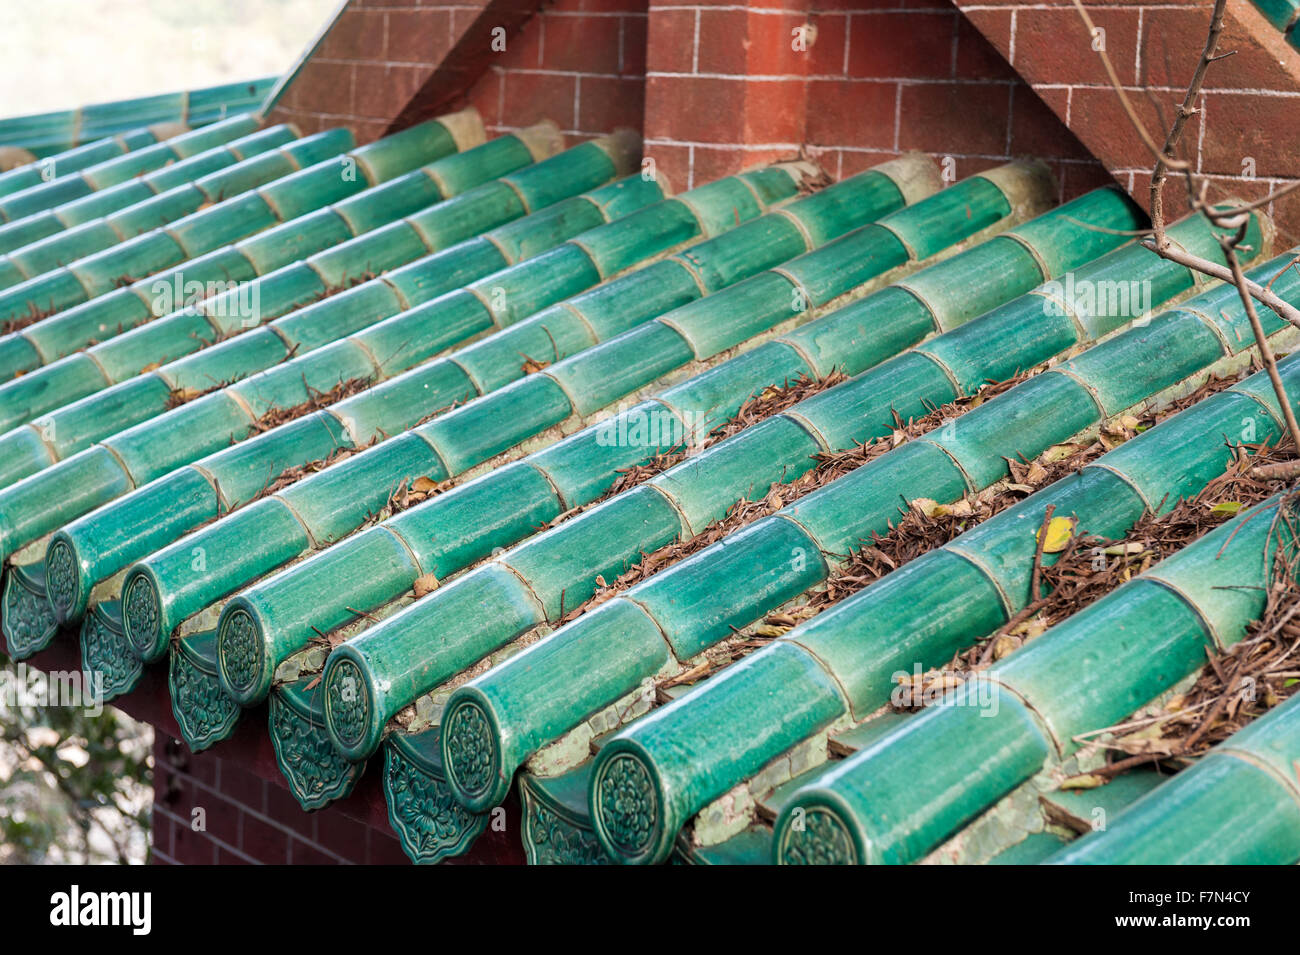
[910, 497, 940, 518]
[924, 673, 964, 693]
[1010, 617, 1047, 641]
[1059, 773, 1107, 790]
[412, 573, 439, 598]
[411, 475, 442, 493]
[1211, 501, 1244, 515]
[1041, 444, 1079, 464]
[1037, 515, 1077, 553]
[991, 634, 1020, 659]
[1103, 541, 1146, 556]
[1104, 414, 1141, 436]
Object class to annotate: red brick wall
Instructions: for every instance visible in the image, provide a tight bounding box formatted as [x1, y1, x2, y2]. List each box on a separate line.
[151, 735, 411, 865]
[464, 0, 649, 145]
[270, 0, 648, 147]
[956, 0, 1300, 241]
[270, 1, 486, 143]
[269, 0, 1110, 201]
[640, 0, 1109, 200]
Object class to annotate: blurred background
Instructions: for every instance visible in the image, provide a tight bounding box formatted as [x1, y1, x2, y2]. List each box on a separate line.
[0, 0, 337, 116]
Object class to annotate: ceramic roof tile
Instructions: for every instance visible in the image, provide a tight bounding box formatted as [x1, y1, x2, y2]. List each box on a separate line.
[0, 77, 276, 160]
[2, 90, 1298, 866]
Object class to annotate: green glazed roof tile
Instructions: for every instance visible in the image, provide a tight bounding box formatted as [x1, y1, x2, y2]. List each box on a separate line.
[7, 89, 1300, 869]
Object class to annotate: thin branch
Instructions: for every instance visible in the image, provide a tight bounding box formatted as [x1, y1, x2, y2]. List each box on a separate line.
[1219, 229, 1300, 453]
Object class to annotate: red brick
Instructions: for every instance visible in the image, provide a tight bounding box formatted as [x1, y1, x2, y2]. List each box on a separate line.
[505, 15, 546, 69]
[847, 12, 956, 80]
[315, 807, 368, 857]
[741, 11, 816, 76]
[321, 9, 389, 62]
[897, 81, 1010, 155]
[451, 4, 489, 36]
[151, 811, 173, 858]
[1136, 6, 1215, 90]
[695, 9, 751, 75]
[1191, 177, 1277, 239]
[743, 79, 806, 142]
[1140, 6, 1286, 91]
[684, 145, 745, 184]
[216, 759, 265, 813]
[577, 0, 649, 12]
[1009, 85, 1093, 162]
[185, 745, 219, 786]
[1057, 159, 1118, 201]
[1011, 7, 1140, 88]
[622, 14, 648, 75]
[240, 813, 289, 863]
[543, 13, 624, 73]
[945, 155, 1005, 178]
[1268, 186, 1300, 248]
[367, 830, 415, 865]
[645, 74, 746, 142]
[215, 847, 252, 865]
[644, 142, 691, 191]
[387, 8, 453, 64]
[578, 75, 647, 131]
[289, 838, 339, 865]
[698, 145, 792, 184]
[265, 781, 316, 838]
[1067, 85, 1196, 178]
[646, 8, 696, 73]
[196, 791, 241, 846]
[354, 63, 425, 119]
[1201, 91, 1300, 180]
[291, 59, 353, 116]
[278, 110, 325, 136]
[956, 10, 1016, 81]
[806, 78, 896, 150]
[806, 11, 848, 76]
[169, 813, 216, 865]
[352, 118, 392, 146]
[502, 70, 578, 128]
[466, 68, 504, 127]
[814, 0, 904, 10]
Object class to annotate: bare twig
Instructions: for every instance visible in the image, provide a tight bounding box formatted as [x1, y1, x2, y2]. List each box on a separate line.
[1073, 0, 1300, 469]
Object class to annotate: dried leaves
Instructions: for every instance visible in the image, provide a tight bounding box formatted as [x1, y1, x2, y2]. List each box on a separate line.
[260, 442, 371, 497]
[551, 371, 851, 525]
[557, 371, 1026, 628]
[247, 376, 371, 435]
[1061, 480, 1300, 783]
[380, 474, 455, 519]
[309, 271, 378, 304]
[2, 301, 57, 337]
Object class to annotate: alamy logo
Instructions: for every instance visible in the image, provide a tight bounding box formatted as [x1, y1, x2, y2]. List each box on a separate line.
[890, 666, 1000, 716]
[1040, 273, 1154, 321]
[594, 402, 708, 454]
[149, 274, 261, 326]
[0, 663, 102, 716]
[49, 886, 151, 935]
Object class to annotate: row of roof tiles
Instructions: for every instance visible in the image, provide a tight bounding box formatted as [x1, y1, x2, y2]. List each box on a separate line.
[0, 78, 276, 162]
[0, 99, 1296, 864]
